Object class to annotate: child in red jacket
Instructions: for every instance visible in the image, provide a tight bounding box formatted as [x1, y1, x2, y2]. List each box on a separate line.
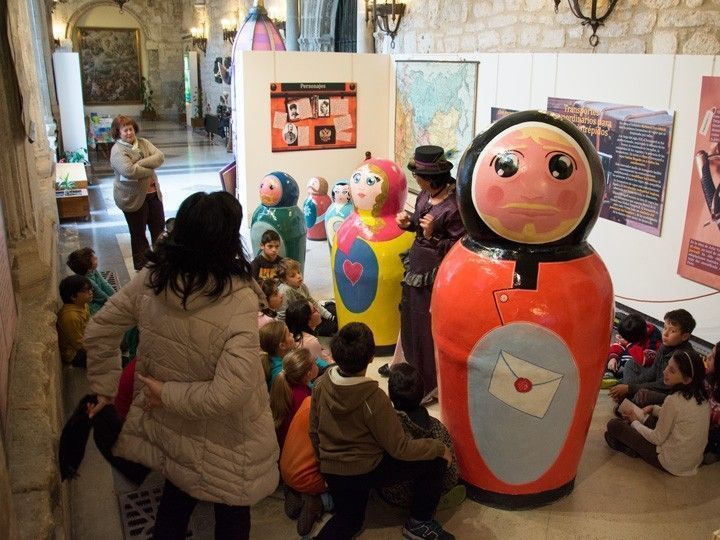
[603, 313, 661, 387]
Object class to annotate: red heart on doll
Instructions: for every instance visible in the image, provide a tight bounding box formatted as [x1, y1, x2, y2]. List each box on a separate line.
[342, 260, 363, 286]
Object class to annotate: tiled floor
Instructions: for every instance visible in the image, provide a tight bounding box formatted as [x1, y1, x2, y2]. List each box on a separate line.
[60, 122, 720, 540]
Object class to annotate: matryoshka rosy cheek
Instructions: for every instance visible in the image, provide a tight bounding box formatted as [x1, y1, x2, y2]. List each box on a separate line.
[471, 123, 591, 244]
[260, 176, 283, 206]
[350, 167, 383, 211]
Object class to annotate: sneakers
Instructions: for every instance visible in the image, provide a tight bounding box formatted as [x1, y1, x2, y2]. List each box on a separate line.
[437, 484, 466, 511]
[600, 377, 619, 389]
[604, 431, 639, 458]
[402, 518, 454, 540]
[283, 485, 303, 519]
[378, 363, 391, 377]
[297, 493, 323, 536]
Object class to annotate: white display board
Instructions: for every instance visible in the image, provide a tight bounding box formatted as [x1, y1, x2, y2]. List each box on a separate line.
[52, 52, 88, 157]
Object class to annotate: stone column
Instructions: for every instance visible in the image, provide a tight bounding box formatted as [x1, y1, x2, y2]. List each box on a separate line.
[356, 0, 374, 53]
[285, 0, 299, 51]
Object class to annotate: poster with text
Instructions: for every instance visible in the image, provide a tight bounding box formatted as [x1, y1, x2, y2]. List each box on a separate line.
[677, 76, 720, 290]
[490, 107, 518, 123]
[270, 82, 356, 152]
[547, 98, 674, 236]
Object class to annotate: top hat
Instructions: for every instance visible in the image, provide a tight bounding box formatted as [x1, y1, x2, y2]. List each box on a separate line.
[407, 145, 454, 176]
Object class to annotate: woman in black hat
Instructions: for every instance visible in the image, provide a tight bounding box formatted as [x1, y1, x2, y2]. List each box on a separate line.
[389, 145, 465, 402]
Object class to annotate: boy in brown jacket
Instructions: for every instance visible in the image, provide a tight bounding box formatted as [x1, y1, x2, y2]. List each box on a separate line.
[309, 322, 454, 540]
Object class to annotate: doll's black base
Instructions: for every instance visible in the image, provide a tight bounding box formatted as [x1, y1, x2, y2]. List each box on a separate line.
[463, 478, 575, 509]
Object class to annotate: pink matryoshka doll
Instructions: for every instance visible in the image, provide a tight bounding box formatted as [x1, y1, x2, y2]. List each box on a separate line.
[331, 159, 414, 353]
[303, 176, 332, 241]
[431, 110, 614, 507]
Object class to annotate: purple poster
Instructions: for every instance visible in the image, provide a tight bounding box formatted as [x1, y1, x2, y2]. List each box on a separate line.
[547, 98, 674, 236]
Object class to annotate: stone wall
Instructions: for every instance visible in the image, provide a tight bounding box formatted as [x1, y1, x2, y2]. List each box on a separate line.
[55, 0, 187, 119]
[393, 0, 720, 55]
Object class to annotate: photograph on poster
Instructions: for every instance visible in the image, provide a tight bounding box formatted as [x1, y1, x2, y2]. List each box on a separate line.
[677, 76, 720, 290]
[547, 98, 674, 236]
[270, 82, 357, 152]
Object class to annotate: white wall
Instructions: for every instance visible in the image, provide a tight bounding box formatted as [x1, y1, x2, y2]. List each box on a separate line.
[394, 52, 720, 342]
[233, 51, 391, 214]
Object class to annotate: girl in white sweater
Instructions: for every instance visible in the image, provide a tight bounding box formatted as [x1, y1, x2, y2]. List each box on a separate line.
[605, 350, 709, 476]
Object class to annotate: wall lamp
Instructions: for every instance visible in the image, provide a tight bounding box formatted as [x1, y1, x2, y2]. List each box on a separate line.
[366, 0, 406, 49]
[221, 18, 237, 44]
[553, 0, 620, 48]
[191, 27, 207, 53]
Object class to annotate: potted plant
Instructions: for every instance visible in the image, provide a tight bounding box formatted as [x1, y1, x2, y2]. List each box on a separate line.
[190, 86, 205, 128]
[61, 148, 93, 184]
[140, 76, 159, 121]
[56, 173, 76, 195]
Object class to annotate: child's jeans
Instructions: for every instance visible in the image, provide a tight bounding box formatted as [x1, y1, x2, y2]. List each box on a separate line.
[316, 454, 446, 539]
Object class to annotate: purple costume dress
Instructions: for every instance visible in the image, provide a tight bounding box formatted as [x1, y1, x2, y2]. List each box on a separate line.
[399, 186, 465, 397]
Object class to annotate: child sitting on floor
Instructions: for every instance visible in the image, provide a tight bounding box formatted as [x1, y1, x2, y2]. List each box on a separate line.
[285, 299, 333, 364]
[380, 363, 465, 510]
[310, 322, 454, 540]
[251, 229, 284, 282]
[605, 350, 709, 476]
[703, 341, 720, 464]
[261, 320, 330, 389]
[609, 309, 697, 407]
[66, 247, 115, 315]
[276, 258, 336, 336]
[57, 275, 93, 367]
[258, 278, 284, 328]
[602, 313, 662, 387]
[270, 348, 319, 448]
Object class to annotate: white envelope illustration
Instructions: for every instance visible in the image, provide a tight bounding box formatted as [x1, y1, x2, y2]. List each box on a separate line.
[488, 350, 563, 418]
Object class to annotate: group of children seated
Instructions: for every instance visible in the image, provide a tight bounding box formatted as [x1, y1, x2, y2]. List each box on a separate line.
[57, 230, 718, 537]
[603, 309, 720, 474]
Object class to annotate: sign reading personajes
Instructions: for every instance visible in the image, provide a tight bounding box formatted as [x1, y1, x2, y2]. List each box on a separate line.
[677, 76, 720, 289]
[270, 82, 357, 152]
[547, 97, 674, 236]
[395, 61, 478, 192]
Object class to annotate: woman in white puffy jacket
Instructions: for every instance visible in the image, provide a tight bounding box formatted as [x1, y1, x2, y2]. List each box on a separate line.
[85, 191, 279, 539]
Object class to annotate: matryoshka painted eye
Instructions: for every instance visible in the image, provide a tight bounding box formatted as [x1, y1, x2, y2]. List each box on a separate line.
[492, 151, 520, 178]
[548, 153, 574, 180]
[352, 173, 361, 184]
[365, 175, 379, 186]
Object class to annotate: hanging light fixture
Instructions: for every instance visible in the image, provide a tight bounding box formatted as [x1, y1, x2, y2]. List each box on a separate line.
[553, 0, 620, 48]
[221, 18, 237, 44]
[370, 0, 406, 49]
[113, 0, 130, 12]
[191, 26, 208, 54]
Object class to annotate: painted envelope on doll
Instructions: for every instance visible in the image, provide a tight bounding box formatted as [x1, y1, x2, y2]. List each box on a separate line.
[488, 350, 563, 418]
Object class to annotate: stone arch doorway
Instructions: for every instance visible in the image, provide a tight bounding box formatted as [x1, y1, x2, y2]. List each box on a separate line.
[299, 0, 357, 52]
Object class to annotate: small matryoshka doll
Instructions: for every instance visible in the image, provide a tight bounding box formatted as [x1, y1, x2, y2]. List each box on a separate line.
[303, 176, 332, 241]
[251, 171, 307, 270]
[331, 159, 414, 353]
[324, 181, 353, 249]
[431, 111, 613, 507]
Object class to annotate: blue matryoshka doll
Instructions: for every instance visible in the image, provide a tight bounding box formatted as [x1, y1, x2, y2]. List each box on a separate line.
[431, 110, 614, 508]
[251, 171, 307, 270]
[331, 159, 414, 353]
[324, 180, 353, 249]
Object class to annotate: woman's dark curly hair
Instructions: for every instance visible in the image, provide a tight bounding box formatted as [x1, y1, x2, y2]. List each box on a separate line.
[145, 191, 252, 308]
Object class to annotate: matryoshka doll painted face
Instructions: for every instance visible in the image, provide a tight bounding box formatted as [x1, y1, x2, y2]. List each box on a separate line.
[259, 171, 300, 207]
[471, 122, 592, 245]
[350, 159, 406, 217]
[307, 176, 329, 196]
[333, 182, 350, 205]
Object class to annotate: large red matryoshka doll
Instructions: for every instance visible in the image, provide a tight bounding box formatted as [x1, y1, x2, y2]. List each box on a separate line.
[432, 110, 614, 508]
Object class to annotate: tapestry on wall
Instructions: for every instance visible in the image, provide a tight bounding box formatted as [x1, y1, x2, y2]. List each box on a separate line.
[76, 27, 142, 105]
[394, 61, 478, 192]
[270, 82, 357, 152]
[677, 76, 720, 290]
[547, 97, 674, 237]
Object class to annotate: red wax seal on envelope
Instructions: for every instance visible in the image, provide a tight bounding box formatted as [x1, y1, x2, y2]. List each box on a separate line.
[514, 377, 532, 393]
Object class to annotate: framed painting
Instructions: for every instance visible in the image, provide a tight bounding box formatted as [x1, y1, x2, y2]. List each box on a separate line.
[76, 27, 142, 105]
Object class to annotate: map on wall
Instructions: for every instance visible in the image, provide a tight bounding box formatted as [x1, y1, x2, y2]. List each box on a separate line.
[395, 61, 478, 191]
